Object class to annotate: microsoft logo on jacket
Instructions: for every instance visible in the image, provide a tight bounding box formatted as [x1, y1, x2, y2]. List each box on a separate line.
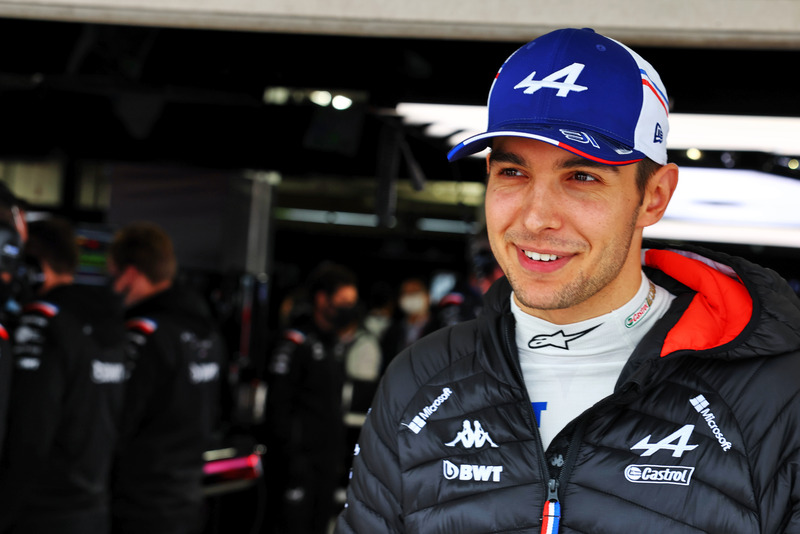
[403, 387, 453, 434]
[690, 394, 733, 452]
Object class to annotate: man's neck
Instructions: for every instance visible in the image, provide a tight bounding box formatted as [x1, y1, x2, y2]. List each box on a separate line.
[125, 279, 172, 308]
[39, 271, 74, 295]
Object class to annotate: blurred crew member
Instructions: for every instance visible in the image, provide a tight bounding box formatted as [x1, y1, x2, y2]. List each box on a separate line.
[264, 262, 360, 534]
[0, 217, 127, 534]
[108, 222, 225, 534]
[0, 183, 25, 462]
[380, 277, 435, 372]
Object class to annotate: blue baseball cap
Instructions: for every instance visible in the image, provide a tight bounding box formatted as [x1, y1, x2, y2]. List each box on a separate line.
[447, 28, 670, 165]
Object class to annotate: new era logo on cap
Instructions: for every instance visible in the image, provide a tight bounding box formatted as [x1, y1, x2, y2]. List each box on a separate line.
[447, 28, 670, 166]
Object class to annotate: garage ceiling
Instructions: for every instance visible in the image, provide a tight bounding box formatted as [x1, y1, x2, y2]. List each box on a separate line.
[1, 15, 799, 181]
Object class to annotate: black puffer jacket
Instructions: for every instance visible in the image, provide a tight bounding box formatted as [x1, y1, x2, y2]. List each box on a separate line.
[111, 284, 225, 530]
[0, 284, 127, 528]
[336, 245, 800, 533]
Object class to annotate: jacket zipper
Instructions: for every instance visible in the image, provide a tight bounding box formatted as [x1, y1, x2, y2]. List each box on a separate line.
[501, 313, 648, 534]
[541, 478, 561, 534]
[501, 319, 562, 533]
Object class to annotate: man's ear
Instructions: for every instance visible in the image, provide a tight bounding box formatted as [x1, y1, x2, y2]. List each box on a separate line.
[121, 264, 140, 281]
[637, 163, 679, 228]
[313, 290, 328, 310]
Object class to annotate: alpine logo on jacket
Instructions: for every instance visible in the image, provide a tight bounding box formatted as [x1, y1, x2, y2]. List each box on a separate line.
[528, 324, 600, 350]
[442, 460, 503, 482]
[626, 424, 699, 487]
[630, 424, 699, 458]
[402, 387, 453, 434]
[445, 420, 499, 449]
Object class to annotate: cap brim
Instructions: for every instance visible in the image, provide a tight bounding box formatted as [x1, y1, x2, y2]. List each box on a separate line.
[447, 127, 645, 166]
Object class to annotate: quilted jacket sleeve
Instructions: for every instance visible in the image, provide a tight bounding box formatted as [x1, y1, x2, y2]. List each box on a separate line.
[335, 350, 415, 533]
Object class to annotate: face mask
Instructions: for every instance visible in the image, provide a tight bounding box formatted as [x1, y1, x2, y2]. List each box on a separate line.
[364, 314, 390, 336]
[328, 304, 360, 329]
[399, 293, 428, 316]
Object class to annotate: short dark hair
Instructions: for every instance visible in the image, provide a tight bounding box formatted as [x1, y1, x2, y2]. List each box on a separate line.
[635, 158, 663, 198]
[25, 218, 79, 275]
[109, 222, 177, 283]
[308, 262, 357, 298]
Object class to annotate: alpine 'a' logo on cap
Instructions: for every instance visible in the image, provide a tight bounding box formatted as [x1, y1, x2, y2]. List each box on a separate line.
[514, 63, 588, 97]
[528, 324, 601, 350]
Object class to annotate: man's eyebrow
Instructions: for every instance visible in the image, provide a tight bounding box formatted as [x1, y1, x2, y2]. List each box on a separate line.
[488, 149, 622, 174]
[487, 150, 526, 167]
[558, 155, 621, 174]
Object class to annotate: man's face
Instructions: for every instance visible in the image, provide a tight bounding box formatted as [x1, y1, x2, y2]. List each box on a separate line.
[106, 258, 135, 307]
[318, 284, 359, 331]
[485, 137, 655, 324]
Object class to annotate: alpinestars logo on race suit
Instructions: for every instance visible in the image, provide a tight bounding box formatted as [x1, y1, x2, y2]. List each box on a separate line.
[528, 324, 601, 350]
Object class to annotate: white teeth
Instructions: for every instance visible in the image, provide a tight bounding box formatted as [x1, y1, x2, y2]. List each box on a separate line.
[524, 251, 559, 262]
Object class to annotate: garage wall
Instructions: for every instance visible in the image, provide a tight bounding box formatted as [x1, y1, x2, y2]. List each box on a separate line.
[0, 0, 799, 48]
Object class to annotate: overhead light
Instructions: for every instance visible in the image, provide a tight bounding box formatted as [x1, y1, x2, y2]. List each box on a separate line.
[309, 90, 333, 107]
[645, 167, 800, 248]
[416, 218, 478, 234]
[686, 148, 703, 160]
[395, 103, 800, 156]
[332, 95, 353, 110]
[262, 86, 291, 105]
[274, 207, 383, 228]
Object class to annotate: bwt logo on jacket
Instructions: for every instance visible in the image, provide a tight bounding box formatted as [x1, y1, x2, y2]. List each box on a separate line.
[188, 362, 220, 384]
[91, 360, 126, 384]
[403, 387, 453, 434]
[442, 460, 504, 482]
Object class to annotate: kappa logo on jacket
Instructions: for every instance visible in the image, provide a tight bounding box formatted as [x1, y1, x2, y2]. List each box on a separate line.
[445, 420, 499, 449]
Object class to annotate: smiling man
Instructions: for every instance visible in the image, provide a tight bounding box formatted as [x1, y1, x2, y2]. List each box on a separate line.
[484, 139, 676, 324]
[336, 28, 800, 533]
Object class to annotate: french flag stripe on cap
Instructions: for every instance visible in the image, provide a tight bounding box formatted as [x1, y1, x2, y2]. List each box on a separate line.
[641, 70, 668, 114]
[285, 329, 306, 344]
[24, 301, 59, 317]
[126, 317, 158, 334]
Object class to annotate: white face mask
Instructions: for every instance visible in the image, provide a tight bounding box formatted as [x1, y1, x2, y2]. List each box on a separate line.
[399, 292, 428, 316]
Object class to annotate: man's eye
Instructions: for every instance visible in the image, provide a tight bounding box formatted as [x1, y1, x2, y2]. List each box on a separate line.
[572, 172, 598, 182]
[499, 167, 524, 177]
